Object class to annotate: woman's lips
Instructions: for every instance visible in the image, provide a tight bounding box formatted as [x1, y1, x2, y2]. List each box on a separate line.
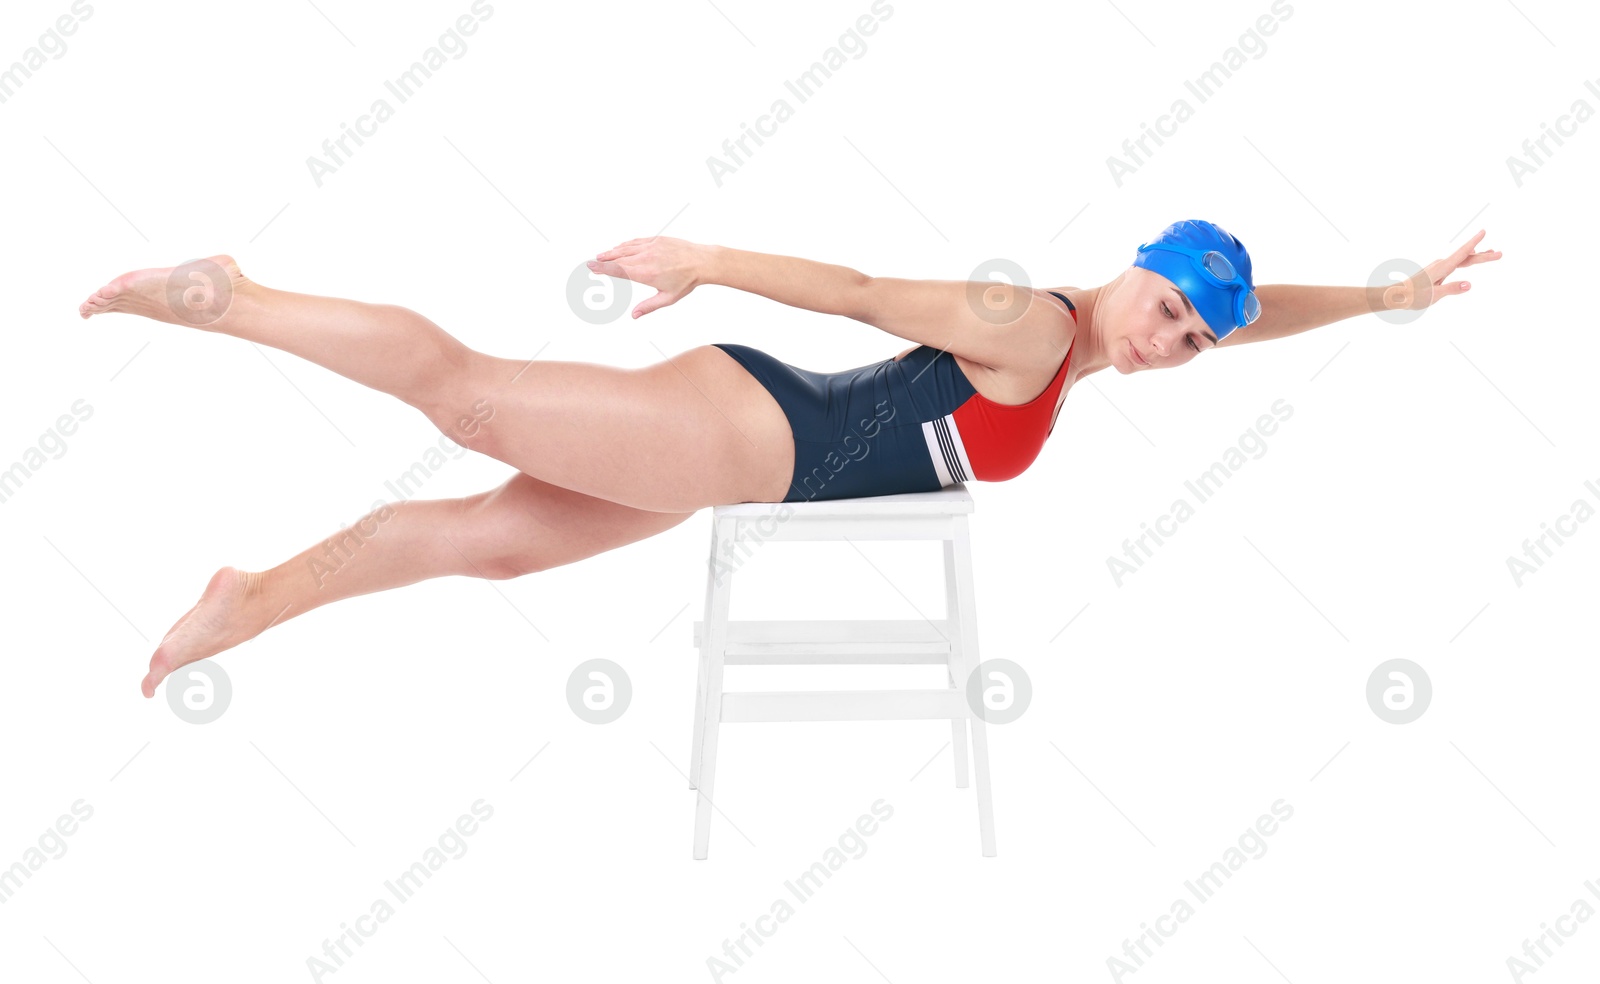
[1130, 340, 1149, 366]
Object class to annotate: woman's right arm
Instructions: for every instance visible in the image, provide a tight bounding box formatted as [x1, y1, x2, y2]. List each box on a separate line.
[590, 237, 1054, 369]
[701, 244, 873, 318]
[708, 245, 1056, 368]
[589, 237, 868, 320]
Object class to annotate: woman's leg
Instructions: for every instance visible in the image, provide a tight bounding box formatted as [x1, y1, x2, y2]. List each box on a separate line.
[80, 256, 796, 510]
[141, 471, 696, 697]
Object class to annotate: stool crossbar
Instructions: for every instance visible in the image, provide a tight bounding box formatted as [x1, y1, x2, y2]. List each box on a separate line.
[688, 484, 997, 858]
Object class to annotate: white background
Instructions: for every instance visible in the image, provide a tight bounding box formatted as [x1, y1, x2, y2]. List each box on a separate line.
[2, 0, 1596, 981]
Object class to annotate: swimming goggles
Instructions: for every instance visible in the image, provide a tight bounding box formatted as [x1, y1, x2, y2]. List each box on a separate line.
[1137, 241, 1262, 331]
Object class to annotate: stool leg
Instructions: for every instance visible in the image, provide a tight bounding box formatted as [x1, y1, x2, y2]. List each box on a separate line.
[690, 639, 708, 789]
[968, 718, 997, 857]
[944, 539, 969, 789]
[948, 674, 969, 789]
[689, 521, 719, 790]
[693, 516, 735, 859]
[951, 515, 997, 857]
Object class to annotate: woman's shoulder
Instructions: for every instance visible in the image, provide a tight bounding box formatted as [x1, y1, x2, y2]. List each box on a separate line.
[971, 288, 1079, 390]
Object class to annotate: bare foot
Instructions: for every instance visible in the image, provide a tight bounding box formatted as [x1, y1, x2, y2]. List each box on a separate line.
[143, 566, 274, 698]
[79, 255, 248, 327]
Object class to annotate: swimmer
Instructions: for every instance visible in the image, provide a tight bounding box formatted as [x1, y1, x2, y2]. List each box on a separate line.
[76, 221, 1500, 696]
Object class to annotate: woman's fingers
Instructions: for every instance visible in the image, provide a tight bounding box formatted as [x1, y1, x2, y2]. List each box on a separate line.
[1438, 229, 1501, 273]
[632, 289, 681, 319]
[587, 257, 635, 280]
[1449, 230, 1492, 267]
[597, 234, 692, 261]
[1417, 229, 1501, 304]
[597, 237, 656, 258]
[1455, 228, 1487, 257]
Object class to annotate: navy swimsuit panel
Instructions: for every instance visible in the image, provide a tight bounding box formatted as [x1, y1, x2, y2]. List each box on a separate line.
[712, 341, 979, 503]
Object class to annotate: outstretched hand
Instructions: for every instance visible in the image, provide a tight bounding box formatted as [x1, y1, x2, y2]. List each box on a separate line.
[587, 236, 706, 319]
[1383, 228, 1503, 312]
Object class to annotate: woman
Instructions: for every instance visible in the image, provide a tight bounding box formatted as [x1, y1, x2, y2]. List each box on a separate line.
[78, 220, 1500, 698]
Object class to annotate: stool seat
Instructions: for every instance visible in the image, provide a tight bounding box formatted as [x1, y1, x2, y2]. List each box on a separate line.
[688, 482, 998, 858]
[711, 484, 975, 517]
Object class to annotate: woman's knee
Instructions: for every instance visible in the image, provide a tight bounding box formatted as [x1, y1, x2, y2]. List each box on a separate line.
[452, 481, 546, 579]
[419, 355, 504, 456]
[458, 474, 700, 578]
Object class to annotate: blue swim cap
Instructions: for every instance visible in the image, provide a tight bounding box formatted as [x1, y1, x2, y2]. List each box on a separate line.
[1131, 219, 1258, 339]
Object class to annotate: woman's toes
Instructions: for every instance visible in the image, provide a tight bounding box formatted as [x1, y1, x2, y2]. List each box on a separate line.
[79, 280, 124, 319]
[141, 648, 176, 699]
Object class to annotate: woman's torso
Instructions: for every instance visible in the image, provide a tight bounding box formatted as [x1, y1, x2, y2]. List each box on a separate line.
[891, 286, 1081, 436]
[874, 288, 1078, 484]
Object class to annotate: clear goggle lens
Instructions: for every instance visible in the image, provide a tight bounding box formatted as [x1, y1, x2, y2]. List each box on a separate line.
[1201, 250, 1260, 326]
[1202, 250, 1236, 280]
[1241, 291, 1261, 325]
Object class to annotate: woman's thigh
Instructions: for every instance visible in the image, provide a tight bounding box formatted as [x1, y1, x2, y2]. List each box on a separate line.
[441, 345, 795, 511]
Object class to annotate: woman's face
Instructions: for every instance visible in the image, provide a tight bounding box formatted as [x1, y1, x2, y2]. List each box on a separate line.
[1107, 266, 1222, 373]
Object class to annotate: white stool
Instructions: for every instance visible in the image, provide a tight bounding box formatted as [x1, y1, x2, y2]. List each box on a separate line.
[688, 483, 997, 859]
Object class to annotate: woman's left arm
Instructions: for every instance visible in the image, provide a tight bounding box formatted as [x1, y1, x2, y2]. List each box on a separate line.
[1216, 284, 1384, 347]
[1218, 229, 1502, 348]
